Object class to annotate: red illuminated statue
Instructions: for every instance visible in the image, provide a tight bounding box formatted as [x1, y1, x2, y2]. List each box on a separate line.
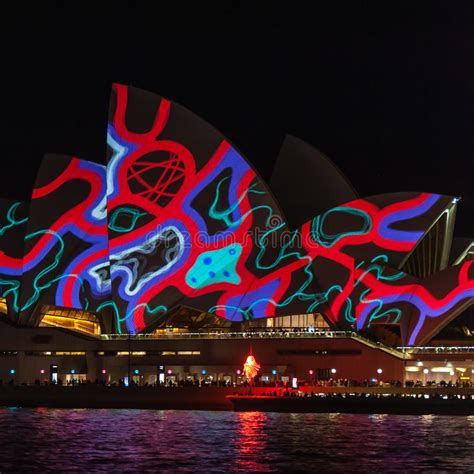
[243, 354, 261, 384]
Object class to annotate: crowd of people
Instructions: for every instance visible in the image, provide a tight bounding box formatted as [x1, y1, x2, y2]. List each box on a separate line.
[1, 375, 473, 389]
[406, 379, 474, 388]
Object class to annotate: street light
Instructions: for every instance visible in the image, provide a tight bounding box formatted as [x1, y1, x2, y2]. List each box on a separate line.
[331, 368, 336, 375]
[377, 368, 383, 375]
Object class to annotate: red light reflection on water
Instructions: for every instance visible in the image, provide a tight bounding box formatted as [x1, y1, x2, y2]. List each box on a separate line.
[235, 411, 271, 472]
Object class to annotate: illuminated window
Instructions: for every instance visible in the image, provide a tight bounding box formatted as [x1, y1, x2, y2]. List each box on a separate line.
[162, 351, 176, 356]
[54, 352, 86, 356]
[39, 305, 101, 336]
[177, 351, 201, 356]
[25, 351, 84, 356]
[116, 351, 147, 356]
[152, 327, 189, 335]
[0, 297, 8, 315]
[266, 313, 330, 329]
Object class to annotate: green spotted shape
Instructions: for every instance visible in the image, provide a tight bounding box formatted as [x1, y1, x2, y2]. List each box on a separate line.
[186, 243, 242, 289]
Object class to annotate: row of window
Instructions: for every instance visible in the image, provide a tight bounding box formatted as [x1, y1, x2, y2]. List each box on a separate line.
[24, 351, 201, 356]
[40, 314, 101, 336]
[101, 351, 201, 356]
[26, 351, 86, 356]
[41, 305, 99, 322]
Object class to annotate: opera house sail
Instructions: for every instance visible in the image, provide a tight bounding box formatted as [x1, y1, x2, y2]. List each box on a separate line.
[0, 83, 471, 350]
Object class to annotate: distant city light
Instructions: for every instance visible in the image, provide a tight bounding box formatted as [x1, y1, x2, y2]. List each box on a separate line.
[272, 369, 277, 375]
[70, 369, 76, 374]
[167, 369, 172, 375]
[236, 369, 241, 375]
[377, 368, 383, 374]
[309, 369, 314, 375]
[9, 369, 15, 375]
[133, 369, 140, 375]
[331, 368, 336, 374]
[40, 369, 45, 374]
[101, 369, 107, 375]
[201, 369, 207, 375]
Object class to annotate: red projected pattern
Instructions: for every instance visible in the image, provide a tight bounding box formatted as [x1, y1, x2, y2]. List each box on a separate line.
[0, 83, 470, 347]
[104, 84, 473, 345]
[0, 155, 109, 325]
[106, 84, 320, 333]
[300, 195, 474, 345]
[127, 152, 187, 206]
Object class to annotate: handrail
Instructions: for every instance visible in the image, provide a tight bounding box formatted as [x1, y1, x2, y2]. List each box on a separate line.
[398, 346, 474, 354]
[349, 334, 409, 360]
[99, 329, 407, 359]
[100, 329, 355, 340]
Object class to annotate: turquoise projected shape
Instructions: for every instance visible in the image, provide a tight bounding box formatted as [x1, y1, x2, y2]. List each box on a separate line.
[186, 243, 242, 289]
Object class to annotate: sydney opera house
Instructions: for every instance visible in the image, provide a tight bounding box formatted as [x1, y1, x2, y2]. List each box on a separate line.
[0, 84, 472, 386]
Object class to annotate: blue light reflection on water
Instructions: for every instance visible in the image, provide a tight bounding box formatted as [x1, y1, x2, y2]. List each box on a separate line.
[0, 408, 474, 472]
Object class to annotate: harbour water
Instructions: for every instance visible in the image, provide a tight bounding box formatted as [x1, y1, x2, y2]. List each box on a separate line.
[1, 408, 473, 472]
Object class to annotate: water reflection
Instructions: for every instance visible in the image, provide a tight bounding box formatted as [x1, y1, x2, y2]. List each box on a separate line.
[421, 414, 434, 424]
[0, 409, 473, 471]
[235, 412, 270, 472]
[368, 413, 387, 423]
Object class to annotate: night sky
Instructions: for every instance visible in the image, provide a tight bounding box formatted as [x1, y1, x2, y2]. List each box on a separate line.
[1, 6, 473, 237]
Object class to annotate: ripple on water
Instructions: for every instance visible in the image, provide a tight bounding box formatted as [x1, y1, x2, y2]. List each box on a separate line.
[0, 408, 473, 472]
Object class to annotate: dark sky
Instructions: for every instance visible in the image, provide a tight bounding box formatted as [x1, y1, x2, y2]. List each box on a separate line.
[1, 5, 473, 237]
